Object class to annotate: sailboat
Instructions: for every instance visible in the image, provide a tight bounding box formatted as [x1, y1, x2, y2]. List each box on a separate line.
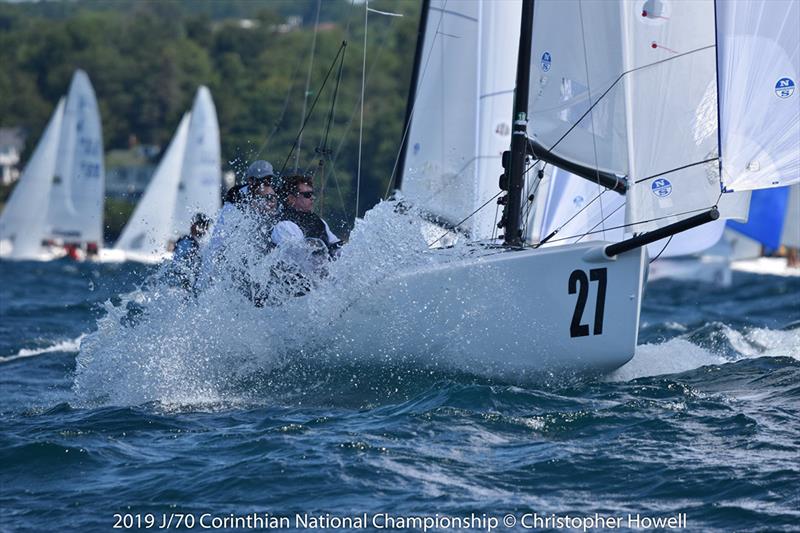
[336, 0, 798, 376]
[729, 183, 800, 276]
[0, 70, 105, 261]
[110, 87, 221, 263]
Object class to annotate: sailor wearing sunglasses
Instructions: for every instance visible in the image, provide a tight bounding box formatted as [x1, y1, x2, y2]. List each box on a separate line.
[271, 174, 341, 256]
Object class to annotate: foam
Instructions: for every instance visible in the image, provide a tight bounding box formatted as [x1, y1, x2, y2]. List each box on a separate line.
[72, 201, 470, 406]
[0, 335, 85, 364]
[608, 325, 799, 382]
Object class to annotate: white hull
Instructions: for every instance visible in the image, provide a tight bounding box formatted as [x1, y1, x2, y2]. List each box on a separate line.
[334, 242, 647, 377]
[647, 255, 732, 287]
[0, 241, 67, 262]
[95, 248, 171, 264]
[731, 257, 800, 277]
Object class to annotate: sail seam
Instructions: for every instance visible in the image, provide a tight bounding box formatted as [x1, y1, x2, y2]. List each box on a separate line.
[634, 157, 719, 184]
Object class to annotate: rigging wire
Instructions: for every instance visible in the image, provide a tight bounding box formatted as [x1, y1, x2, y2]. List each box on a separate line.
[253, 60, 302, 161]
[520, 162, 547, 241]
[296, 0, 322, 171]
[356, 0, 369, 220]
[321, 26, 399, 223]
[278, 41, 348, 177]
[429, 160, 539, 247]
[354, 1, 405, 221]
[649, 235, 673, 263]
[576, 0, 609, 239]
[313, 42, 347, 218]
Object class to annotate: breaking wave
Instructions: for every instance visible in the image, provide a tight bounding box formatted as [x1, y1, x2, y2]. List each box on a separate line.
[73, 201, 473, 406]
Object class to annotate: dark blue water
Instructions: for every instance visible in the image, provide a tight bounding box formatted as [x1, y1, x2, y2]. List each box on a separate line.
[1, 260, 798, 532]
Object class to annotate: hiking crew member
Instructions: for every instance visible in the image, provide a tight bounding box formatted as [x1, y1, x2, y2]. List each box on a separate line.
[172, 212, 210, 290]
[272, 174, 341, 256]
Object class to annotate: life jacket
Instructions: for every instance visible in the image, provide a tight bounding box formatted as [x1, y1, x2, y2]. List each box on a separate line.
[224, 184, 249, 205]
[281, 208, 330, 246]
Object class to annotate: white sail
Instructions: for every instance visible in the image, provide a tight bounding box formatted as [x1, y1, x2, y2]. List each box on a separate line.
[648, 219, 726, 258]
[0, 100, 65, 259]
[534, 165, 726, 259]
[528, 1, 750, 235]
[535, 167, 625, 246]
[45, 70, 105, 245]
[528, 1, 627, 177]
[171, 86, 221, 237]
[400, 0, 520, 240]
[115, 114, 190, 256]
[717, 0, 799, 192]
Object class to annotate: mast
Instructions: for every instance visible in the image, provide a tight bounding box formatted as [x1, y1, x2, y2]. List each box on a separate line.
[394, 0, 430, 192]
[502, 0, 534, 246]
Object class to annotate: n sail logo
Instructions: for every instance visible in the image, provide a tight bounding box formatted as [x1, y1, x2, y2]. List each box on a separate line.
[541, 52, 552, 72]
[651, 178, 672, 198]
[775, 78, 795, 98]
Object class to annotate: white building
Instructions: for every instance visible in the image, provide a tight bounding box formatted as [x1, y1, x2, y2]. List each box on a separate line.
[0, 128, 25, 186]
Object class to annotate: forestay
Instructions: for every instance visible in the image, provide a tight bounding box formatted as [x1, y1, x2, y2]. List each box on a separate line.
[45, 70, 105, 244]
[717, 0, 799, 191]
[0, 100, 64, 258]
[172, 87, 221, 237]
[400, 0, 520, 240]
[115, 114, 190, 255]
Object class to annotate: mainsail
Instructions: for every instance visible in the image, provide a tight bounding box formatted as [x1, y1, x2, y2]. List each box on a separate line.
[399, 0, 521, 240]
[115, 114, 191, 256]
[45, 70, 105, 245]
[0, 100, 65, 259]
[171, 86, 221, 237]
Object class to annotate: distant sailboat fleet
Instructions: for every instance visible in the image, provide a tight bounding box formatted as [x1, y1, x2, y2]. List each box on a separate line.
[0, 70, 221, 263]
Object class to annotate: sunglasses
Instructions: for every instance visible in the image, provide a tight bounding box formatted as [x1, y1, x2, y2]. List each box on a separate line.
[297, 191, 315, 199]
[256, 193, 277, 202]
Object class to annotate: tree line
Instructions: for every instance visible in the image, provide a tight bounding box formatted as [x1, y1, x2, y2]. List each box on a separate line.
[0, 0, 422, 236]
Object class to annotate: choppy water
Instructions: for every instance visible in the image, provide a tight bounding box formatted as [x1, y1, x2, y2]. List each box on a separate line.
[1, 217, 799, 531]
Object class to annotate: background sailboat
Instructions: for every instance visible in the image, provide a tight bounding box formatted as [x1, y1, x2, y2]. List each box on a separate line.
[0, 70, 105, 261]
[111, 87, 221, 263]
[45, 70, 105, 253]
[0, 100, 65, 260]
[729, 183, 800, 276]
[111, 114, 190, 263]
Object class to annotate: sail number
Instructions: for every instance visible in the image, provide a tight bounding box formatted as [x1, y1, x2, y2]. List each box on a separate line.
[568, 268, 607, 337]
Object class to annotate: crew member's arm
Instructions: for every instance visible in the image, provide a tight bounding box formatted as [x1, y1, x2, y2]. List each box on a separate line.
[271, 220, 305, 246]
[321, 219, 343, 257]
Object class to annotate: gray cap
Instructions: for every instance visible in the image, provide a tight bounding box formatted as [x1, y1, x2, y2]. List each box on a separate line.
[246, 160, 274, 180]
